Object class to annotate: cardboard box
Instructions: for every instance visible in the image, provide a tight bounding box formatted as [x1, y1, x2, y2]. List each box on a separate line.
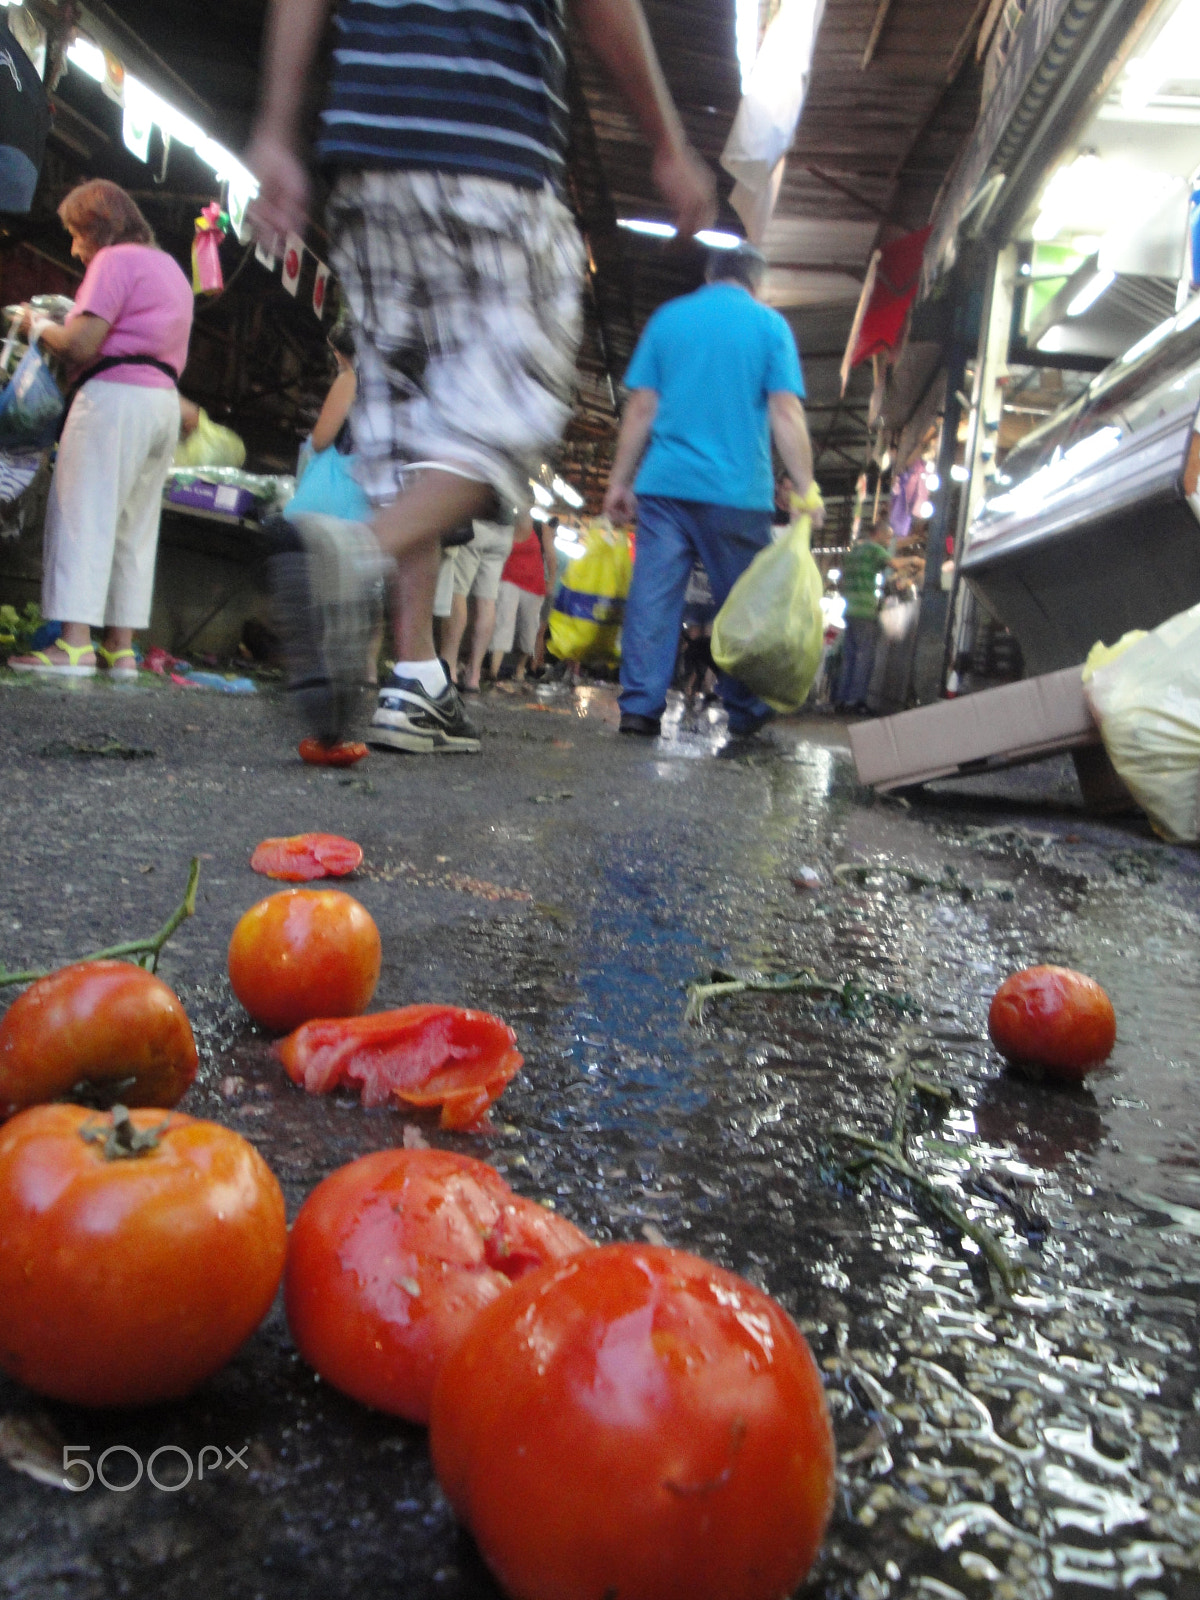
[849, 667, 1100, 791]
[165, 478, 259, 520]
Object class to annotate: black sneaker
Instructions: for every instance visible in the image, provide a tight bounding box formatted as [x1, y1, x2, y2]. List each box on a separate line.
[265, 513, 387, 744]
[619, 712, 661, 737]
[369, 671, 481, 753]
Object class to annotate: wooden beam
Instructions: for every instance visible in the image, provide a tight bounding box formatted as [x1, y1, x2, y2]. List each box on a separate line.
[861, 0, 896, 69]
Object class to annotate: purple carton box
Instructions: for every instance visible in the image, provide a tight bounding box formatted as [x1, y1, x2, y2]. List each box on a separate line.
[165, 477, 258, 519]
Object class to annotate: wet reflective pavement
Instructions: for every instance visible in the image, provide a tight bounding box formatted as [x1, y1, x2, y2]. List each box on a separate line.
[0, 672, 1198, 1600]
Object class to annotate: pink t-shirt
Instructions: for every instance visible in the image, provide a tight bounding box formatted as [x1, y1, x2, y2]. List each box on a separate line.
[67, 243, 193, 389]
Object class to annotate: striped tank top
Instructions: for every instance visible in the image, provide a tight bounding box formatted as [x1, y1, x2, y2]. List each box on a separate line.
[319, 0, 570, 190]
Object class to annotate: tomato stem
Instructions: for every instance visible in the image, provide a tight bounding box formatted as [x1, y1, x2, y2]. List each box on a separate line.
[80, 1104, 170, 1160]
[0, 857, 200, 988]
[829, 1031, 1024, 1299]
[685, 965, 918, 1025]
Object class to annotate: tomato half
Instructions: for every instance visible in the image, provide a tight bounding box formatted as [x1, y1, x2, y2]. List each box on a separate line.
[250, 833, 364, 882]
[988, 964, 1116, 1081]
[430, 1243, 836, 1600]
[285, 1148, 592, 1424]
[298, 738, 369, 767]
[0, 960, 198, 1121]
[275, 1004, 522, 1128]
[227, 888, 381, 1033]
[0, 1103, 287, 1407]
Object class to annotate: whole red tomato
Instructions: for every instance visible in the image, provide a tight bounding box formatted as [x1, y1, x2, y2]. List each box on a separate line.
[285, 1148, 592, 1424]
[988, 964, 1116, 1081]
[429, 1243, 836, 1600]
[0, 960, 197, 1120]
[0, 1103, 287, 1407]
[228, 888, 381, 1033]
[276, 1004, 523, 1128]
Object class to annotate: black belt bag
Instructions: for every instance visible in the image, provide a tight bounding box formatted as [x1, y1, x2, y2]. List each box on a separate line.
[57, 353, 180, 440]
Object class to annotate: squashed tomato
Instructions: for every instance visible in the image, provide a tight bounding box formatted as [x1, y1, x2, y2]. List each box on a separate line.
[989, 964, 1116, 1082]
[285, 1148, 592, 1424]
[298, 738, 369, 767]
[0, 1103, 287, 1407]
[275, 1004, 522, 1128]
[0, 960, 197, 1121]
[250, 832, 364, 882]
[228, 888, 381, 1033]
[431, 1244, 836, 1600]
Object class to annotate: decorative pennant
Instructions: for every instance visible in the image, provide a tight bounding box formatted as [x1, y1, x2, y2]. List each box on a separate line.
[312, 261, 330, 319]
[254, 240, 276, 271]
[191, 202, 228, 295]
[281, 234, 303, 297]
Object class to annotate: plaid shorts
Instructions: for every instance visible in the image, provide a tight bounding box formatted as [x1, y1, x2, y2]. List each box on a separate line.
[328, 170, 585, 512]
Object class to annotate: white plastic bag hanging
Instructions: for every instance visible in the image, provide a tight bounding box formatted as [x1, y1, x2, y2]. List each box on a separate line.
[720, 0, 826, 241]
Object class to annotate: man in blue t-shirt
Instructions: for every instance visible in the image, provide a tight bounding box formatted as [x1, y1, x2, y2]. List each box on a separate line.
[603, 243, 818, 738]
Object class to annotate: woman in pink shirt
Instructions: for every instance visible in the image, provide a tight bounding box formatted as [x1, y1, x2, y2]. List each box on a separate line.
[10, 180, 193, 678]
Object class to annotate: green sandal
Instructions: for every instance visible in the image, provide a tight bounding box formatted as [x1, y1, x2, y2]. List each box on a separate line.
[97, 646, 139, 681]
[9, 641, 97, 677]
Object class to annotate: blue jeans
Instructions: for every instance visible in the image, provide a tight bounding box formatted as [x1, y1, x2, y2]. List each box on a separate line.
[837, 615, 879, 708]
[619, 496, 773, 732]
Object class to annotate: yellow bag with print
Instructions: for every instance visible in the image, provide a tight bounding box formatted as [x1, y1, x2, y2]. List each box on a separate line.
[548, 519, 633, 664]
[711, 485, 824, 713]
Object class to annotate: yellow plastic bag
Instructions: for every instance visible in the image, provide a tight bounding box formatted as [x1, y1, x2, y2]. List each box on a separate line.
[174, 408, 246, 470]
[548, 519, 633, 665]
[1082, 603, 1200, 842]
[710, 490, 824, 713]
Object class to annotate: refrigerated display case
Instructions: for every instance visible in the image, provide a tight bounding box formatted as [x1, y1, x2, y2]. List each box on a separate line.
[960, 295, 1200, 671]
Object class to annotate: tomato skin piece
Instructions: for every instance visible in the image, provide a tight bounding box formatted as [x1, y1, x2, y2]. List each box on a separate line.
[228, 889, 381, 1034]
[250, 833, 364, 882]
[988, 965, 1116, 1081]
[0, 1104, 287, 1407]
[0, 960, 198, 1121]
[285, 1148, 592, 1424]
[298, 738, 369, 767]
[275, 1004, 522, 1127]
[430, 1242, 836, 1600]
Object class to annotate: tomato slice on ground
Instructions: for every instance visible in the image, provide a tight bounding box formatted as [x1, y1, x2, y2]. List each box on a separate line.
[275, 1004, 523, 1128]
[250, 833, 364, 882]
[298, 738, 369, 767]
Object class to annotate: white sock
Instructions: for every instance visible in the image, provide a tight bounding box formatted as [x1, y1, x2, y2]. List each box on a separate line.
[395, 659, 448, 694]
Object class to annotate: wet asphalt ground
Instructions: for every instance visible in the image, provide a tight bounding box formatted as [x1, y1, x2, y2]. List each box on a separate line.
[0, 669, 1198, 1600]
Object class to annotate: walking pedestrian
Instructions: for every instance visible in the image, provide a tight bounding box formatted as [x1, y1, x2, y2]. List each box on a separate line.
[246, 0, 716, 753]
[836, 514, 897, 714]
[602, 241, 819, 740]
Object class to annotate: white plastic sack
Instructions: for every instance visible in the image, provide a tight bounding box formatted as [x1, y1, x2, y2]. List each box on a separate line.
[720, 0, 825, 240]
[1082, 605, 1200, 842]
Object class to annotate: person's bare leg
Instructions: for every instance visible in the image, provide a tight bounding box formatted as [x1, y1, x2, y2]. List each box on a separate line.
[439, 592, 469, 679]
[374, 470, 491, 567]
[463, 596, 496, 690]
[391, 543, 444, 663]
[100, 626, 133, 654]
[512, 652, 529, 682]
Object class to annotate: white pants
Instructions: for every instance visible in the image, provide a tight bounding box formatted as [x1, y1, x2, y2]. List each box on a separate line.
[490, 580, 542, 656]
[43, 379, 180, 628]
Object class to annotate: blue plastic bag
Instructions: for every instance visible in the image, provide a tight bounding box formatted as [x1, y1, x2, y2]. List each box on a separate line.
[283, 438, 371, 523]
[0, 338, 63, 449]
